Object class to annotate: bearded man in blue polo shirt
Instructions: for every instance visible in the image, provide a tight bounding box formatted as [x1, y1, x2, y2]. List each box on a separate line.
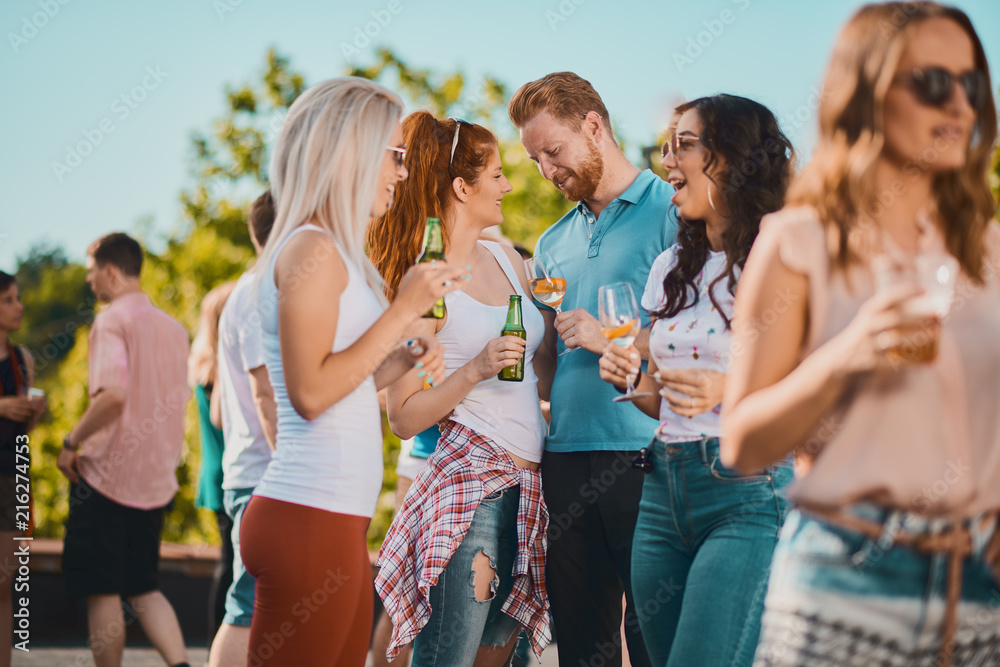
[509, 72, 677, 667]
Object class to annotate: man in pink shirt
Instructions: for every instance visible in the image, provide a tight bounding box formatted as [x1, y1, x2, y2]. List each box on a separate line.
[57, 233, 192, 667]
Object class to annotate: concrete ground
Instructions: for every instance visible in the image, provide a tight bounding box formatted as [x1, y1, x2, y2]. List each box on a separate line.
[11, 645, 555, 666]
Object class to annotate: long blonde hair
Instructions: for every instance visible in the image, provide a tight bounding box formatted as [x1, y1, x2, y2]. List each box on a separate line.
[255, 77, 403, 302]
[787, 1, 996, 282]
[188, 281, 236, 387]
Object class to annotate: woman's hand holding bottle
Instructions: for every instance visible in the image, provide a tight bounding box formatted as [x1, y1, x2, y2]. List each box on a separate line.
[394, 262, 467, 321]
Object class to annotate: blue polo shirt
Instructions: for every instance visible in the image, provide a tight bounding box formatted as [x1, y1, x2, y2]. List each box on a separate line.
[535, 169, 678, 453]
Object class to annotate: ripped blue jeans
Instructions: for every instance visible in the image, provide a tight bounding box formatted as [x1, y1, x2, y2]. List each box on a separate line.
[412, 485, 522, 667]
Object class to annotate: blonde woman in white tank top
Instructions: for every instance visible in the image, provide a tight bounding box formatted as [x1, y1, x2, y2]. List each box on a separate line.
[238, 79, 466, 667]
[368, 113, 554, 666]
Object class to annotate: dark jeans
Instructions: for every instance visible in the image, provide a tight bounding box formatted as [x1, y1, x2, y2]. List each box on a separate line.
[541, 450, 651, 667]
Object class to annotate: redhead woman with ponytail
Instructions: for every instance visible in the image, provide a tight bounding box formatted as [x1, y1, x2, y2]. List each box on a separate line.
[369, 112, 553, 667]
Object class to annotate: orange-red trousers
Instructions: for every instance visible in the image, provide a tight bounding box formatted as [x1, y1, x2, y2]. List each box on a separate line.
[241, 496, 373, 666]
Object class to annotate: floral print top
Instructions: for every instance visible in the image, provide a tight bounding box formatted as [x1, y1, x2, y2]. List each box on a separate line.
[641, 245, 736, 443]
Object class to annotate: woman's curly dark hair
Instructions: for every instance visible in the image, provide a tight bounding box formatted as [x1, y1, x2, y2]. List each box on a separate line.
[653, 94, 795, 328]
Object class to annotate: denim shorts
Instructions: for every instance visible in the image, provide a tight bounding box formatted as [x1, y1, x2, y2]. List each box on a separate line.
[754, 505, 1000, 666]
[222, 486, 256, 626]
[411, 485, 522, 666]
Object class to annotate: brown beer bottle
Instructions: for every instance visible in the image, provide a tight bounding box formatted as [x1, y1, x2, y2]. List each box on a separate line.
[416, 218, 446, 319]
[498, 295, 525, 382]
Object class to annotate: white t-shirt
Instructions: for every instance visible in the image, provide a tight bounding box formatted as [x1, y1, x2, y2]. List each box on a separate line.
[642, 246, 736, 443]
[252, 225, 385, 518]
[218, 271, 272, 490]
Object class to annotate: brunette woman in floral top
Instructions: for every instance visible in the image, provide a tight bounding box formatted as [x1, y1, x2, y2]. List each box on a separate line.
[599, 94, 794, 667]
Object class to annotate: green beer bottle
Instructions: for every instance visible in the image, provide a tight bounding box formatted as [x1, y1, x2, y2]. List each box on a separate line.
[416, 217, 446, 319]
[498, 295, 525, 382]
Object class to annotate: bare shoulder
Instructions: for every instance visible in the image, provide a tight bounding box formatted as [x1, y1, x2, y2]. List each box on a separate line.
[499, 244, 527, 278]
[736, 212, 812, 321]
[274, 226, 347, 290]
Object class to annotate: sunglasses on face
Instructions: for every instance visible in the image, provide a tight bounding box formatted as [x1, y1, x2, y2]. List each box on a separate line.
[896, 67, 988, 111]
[662, 132, 703, 160]
[449, 117, 473, 178]
[387, 145, 406, 168]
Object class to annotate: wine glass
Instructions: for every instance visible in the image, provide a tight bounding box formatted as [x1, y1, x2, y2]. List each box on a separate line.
[525, 252, 573, 356]
[598, 282, 651, 403]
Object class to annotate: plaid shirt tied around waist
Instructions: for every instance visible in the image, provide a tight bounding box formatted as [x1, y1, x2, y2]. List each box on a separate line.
[376, 420, 550, 659]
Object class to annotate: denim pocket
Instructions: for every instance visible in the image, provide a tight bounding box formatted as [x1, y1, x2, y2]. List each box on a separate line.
[481, 489, 504, 503]
[708, 454, 772, 484]
[789, 513, 874, 567]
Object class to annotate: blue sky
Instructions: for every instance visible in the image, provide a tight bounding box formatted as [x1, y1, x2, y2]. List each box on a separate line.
[2, 0, 999, 270]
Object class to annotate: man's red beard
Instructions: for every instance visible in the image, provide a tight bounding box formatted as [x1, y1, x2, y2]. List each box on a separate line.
[553, 142, 604, 202]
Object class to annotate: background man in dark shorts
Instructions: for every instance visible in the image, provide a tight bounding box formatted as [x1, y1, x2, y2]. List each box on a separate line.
[57, 233, 191, 667]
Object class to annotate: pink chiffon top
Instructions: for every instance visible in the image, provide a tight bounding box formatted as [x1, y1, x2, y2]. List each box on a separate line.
[759, 206, 1000, 518]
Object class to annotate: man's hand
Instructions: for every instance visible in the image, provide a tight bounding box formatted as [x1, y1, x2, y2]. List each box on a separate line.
[555, 309, 607, 354]
[57, 446, 80, 484]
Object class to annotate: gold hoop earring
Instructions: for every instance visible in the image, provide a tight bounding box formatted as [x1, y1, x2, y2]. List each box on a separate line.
[707, 182, 717, 212]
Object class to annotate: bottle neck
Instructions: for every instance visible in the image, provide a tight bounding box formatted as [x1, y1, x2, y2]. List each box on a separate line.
[504, 297, 523, 330]
[422, 223, 443, 255]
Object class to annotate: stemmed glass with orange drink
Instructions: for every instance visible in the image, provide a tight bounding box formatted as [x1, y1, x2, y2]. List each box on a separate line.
[525, 252, 573, 356]
[598, 282, 651, 402]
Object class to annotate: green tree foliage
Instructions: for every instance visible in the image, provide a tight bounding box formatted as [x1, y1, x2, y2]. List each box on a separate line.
[13, 244, 91, 379]
[23, 47, 594, 547]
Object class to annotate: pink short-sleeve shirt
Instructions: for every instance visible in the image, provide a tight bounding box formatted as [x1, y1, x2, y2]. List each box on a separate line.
[78, 292, 191, 509]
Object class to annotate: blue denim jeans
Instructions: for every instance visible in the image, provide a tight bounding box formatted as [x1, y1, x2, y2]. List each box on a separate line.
[630, 437, 792, 667]
[754, 506, 1000, 666]
[412, 486, 523, 667]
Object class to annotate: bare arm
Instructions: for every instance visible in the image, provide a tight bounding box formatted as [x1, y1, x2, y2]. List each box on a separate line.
[721, 230, 926, 472]
[633, 327, 651, 360]
[68, 387, 127, 446]
[386, 317, 525, 439]
[248, 365, 277, 450]
[58, 386, 128, 483]
[533, 309, 556, 402]
[209, 384, 222, 429]
[373, 336, 445, 391]
[598, 343, 661, 418]
[276, 231, 461, 421]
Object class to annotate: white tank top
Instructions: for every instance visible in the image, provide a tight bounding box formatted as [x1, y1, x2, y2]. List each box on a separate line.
[438, 241, 546, 462]
[253, 224, 385, 517]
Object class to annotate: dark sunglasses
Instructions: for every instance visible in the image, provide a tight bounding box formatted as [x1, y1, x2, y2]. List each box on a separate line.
[897, 67, 988, 111]
[632, 447, 654, 474]
[449, 117, 473, 178]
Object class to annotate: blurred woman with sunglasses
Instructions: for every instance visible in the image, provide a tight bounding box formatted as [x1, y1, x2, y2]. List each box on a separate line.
[721, 3, 999, 665]
[368, 113, 553, 667]
[598, 95, 794, 666]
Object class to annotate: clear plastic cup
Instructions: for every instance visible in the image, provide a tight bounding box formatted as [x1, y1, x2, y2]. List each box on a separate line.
[872, 253, 956, 364]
